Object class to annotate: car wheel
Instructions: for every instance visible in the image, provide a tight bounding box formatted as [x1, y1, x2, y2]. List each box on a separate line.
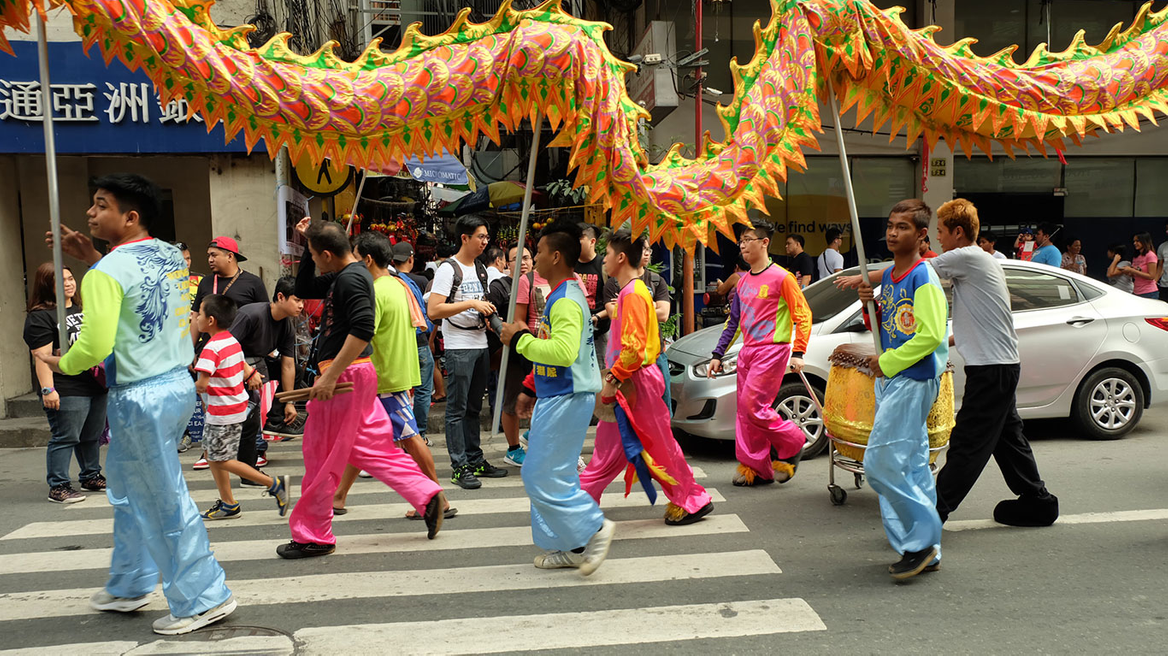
[773, 380, 828, 458]
[1073, 367, 1144, 440]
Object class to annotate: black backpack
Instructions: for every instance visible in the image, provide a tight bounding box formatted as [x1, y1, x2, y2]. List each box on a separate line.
[441, 257, 491, 331]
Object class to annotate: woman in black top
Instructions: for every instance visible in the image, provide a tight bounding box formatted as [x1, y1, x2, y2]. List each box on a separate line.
[22, 263, 108, 504]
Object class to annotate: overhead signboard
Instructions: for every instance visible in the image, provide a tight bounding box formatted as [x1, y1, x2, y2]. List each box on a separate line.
[0, 41, 247, 154]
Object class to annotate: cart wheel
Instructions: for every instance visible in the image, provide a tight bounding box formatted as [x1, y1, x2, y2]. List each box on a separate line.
[854, 473, 864, 489]
[829, 484, 847, 506]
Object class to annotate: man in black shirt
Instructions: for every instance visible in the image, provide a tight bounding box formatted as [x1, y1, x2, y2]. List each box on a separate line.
[191, 236, 268, 346]
[279, 219, 446, 559]
[576, 223, 608, 363]
[227, 277, 303, 472]
[785, 234, 814, 288]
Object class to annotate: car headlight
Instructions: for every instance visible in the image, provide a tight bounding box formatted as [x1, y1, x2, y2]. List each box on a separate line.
[694, 356, 737, 378]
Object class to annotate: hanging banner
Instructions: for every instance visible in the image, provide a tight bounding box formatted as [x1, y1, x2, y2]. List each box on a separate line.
[278, 185, 308, 256]
[404, 152, 469, 185]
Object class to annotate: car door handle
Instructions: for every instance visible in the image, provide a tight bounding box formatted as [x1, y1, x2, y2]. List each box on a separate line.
[1066, 316, 1095, 326]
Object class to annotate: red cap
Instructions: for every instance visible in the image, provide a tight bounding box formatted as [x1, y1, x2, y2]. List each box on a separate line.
[209, 236, 247, 262]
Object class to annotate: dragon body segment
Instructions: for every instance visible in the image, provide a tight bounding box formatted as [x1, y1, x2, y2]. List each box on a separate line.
[2, 0, 1167, 250]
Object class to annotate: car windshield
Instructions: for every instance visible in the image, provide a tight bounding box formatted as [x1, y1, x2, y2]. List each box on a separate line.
[803, 265, 889, 324]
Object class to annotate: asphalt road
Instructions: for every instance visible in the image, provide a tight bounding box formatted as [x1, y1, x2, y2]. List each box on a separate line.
[0, 405, 1164, 654]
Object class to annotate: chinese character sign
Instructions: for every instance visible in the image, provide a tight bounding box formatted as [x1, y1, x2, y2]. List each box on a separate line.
[0, 41, 245, 154]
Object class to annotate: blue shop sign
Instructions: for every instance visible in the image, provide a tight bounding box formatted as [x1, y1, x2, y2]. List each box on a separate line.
[0, 41, 248, 154]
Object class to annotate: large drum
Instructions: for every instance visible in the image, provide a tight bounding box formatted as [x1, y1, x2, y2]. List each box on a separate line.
[823, 343, 955, 463]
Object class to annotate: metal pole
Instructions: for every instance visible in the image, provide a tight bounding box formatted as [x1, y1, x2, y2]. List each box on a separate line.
[38, 14, 68, 354]
[491, 114, 544, 437]
[828, 92, 883, 355]
[683, 0, 702, 336]
[346, 168, 368, 234]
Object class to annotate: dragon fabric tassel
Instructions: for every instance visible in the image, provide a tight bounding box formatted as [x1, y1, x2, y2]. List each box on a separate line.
[613, 390, 679, 504]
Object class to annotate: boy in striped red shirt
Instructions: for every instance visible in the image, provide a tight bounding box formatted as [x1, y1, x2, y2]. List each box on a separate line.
[193, 295, 289, 519]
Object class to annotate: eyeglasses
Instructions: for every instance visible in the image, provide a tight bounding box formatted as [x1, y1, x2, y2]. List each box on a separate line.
[470, 234, 491, 242]
[738, 237, 763, 245]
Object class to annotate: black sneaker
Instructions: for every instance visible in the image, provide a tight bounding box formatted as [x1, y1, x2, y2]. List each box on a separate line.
[451, 466, 482, 490]
[473, 460, 508, 478]
[276, 540, 335, 559]
[80, 474, 107, 491]
[889, 547, 939, 580]
[264, 419, 305, 441]
[993, 494, 1059, 527]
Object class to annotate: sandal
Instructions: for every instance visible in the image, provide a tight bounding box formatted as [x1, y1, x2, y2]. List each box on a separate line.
[333, 506, 348, 515]
[406, 507, 457, 520]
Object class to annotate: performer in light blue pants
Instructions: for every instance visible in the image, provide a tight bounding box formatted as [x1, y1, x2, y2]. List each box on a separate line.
[105, 368, 232, 617]
[865, 375, 942, 561]
[522, 392, 604, 551]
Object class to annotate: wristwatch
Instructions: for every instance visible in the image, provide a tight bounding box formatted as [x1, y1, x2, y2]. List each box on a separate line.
[40, 387, 55, 395]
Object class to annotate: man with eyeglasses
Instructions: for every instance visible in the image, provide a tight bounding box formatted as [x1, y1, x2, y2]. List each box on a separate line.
[428, 215, 507, 489]
[710, 222, 812, 487]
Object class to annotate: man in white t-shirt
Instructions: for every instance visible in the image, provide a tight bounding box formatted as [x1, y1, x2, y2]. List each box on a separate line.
[977, 231, 1008, 260]
[817, 227, 845, 279]
[482, 247, 507, 285]
[427, 215, 507, 489]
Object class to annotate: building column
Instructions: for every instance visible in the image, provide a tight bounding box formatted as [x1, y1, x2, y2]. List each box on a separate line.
[0, 157, 32, 413]
[208, 154, 279, 293]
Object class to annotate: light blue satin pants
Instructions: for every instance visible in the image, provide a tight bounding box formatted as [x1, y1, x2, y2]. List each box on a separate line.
[521, 392, 605, 552]
[104, 367, 232, 617]
[865, 375, 943, 559]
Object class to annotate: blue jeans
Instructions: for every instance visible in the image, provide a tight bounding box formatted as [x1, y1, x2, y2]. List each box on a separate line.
[44, 394, 107, 487]
[413, 344, 435, 438]
[443, 348, 489, 469]
[105, 367, 231, 617]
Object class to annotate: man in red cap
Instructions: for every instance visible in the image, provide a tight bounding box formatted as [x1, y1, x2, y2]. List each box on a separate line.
[190, 237, 270, 471]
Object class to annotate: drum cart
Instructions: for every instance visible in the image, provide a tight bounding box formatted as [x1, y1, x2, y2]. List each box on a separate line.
[797, 371, 945, 506]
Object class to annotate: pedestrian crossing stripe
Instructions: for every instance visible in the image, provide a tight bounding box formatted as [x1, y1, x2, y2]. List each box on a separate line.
[0, 550, 781, 622]
[0, 514, 750, 575]
[174, 467, 709, 504]
[0, 598, 827, 655]
[0, 489, 728, 541]
[296, 598, 828, 654]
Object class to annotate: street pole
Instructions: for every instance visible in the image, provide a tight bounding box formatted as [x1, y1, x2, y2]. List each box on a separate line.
[37, 14, 68, 354]
[346, 169, 368, 235]
[683, 0, 701, 336]
[491, 114, 544, 438]
[828, 91, 883, 355]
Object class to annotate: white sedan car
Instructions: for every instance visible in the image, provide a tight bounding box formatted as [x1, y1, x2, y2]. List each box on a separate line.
[667, 260, 1168, 456]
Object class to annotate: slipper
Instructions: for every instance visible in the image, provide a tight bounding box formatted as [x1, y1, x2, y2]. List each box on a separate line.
[333, 506, 348, 515]
[406, 507, 457, 520]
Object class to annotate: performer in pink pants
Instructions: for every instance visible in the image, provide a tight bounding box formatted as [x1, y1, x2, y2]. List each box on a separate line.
[709, 221, 813, 486]
[279, 218, 446, 559]
[290, 360, 443, 546]
[581, 228, 713, 526]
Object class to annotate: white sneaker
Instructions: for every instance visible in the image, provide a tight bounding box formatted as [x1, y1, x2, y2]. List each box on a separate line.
[357, 470, 373, 478]
[579, 519, 615, 576]
[90, 589, 150, 613]
[534, 550, 585, 569]
[152, 595, 236, 635]
[576, 456, 587, 473]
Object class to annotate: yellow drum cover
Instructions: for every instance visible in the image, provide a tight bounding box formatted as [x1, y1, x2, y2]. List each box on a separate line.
[822, 343, 955, 463]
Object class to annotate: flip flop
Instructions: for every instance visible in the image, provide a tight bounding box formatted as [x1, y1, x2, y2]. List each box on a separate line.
[333, 506, 348, 515]
[406, 507, 457, 520]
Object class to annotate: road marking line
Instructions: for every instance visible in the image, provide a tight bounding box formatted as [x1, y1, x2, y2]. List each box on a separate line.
[175, 466, 709, 504]
[0, 550, 780, 621]
[295, 598, 826, 654]
[0, 514, 748, 576]
[0, 636, 295, 656]
[0, 642, 140, 656]
[0, 489, 727, 541]
[944, 508, 1168, 532]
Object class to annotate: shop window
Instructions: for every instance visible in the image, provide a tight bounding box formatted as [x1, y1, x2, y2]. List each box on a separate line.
[1025, 0, 1139, 54]
[1063, 158, 1134, 218]
[954, 157, 1061, 194]
[1135, 159, 1168, 217]
[851, 158, 915, 218]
